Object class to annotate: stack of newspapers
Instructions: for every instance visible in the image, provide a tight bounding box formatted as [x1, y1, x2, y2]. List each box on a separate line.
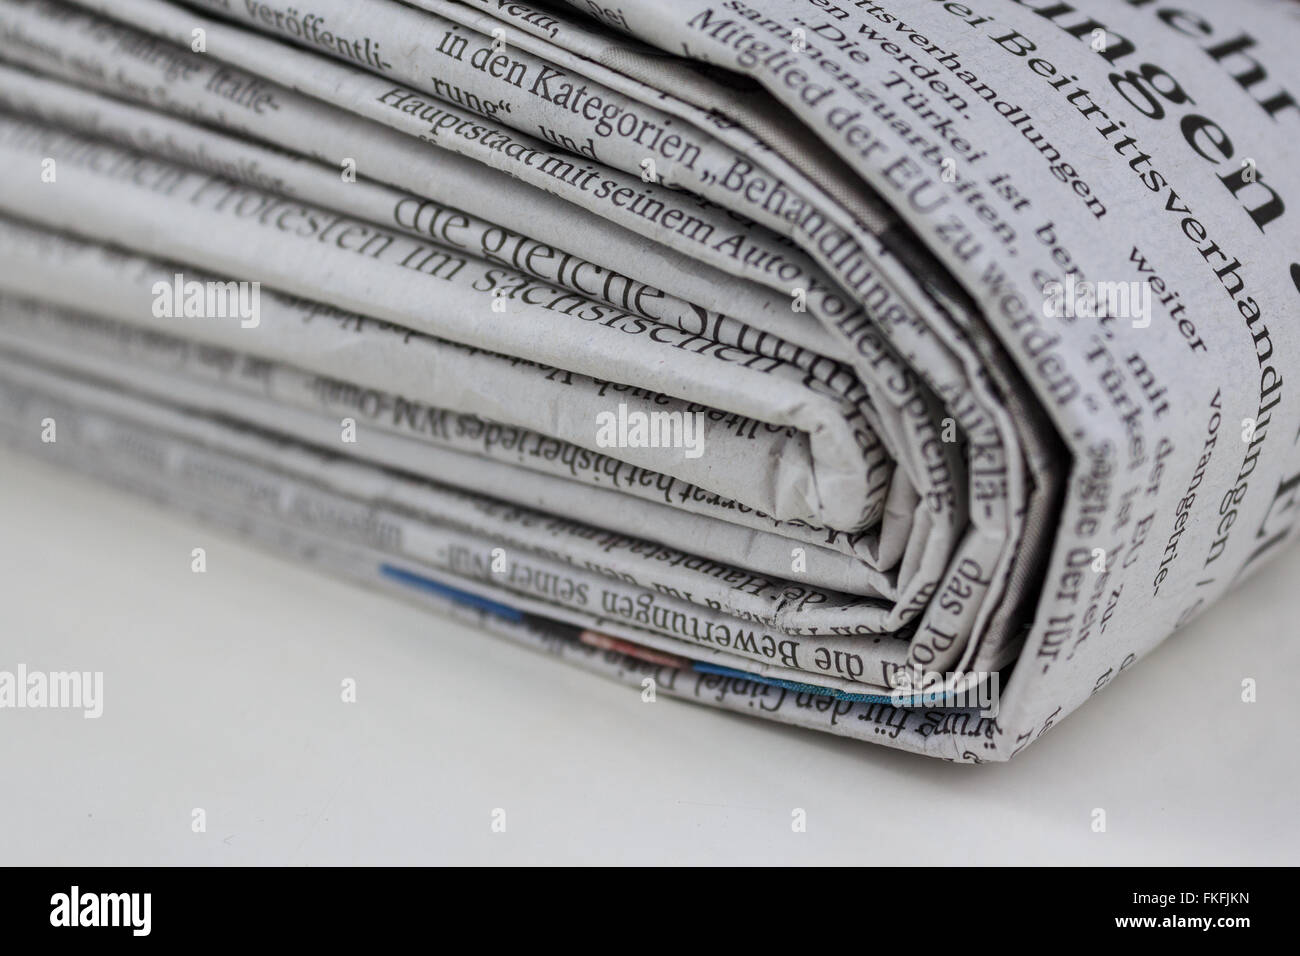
[2, 0, 1298, 760]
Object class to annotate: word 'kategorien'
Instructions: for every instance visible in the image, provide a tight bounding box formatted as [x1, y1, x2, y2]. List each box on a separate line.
[595, 403, 706, 459]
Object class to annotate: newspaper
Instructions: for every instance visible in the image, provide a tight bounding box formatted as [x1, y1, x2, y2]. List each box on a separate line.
[0, 347, 953, 744]
[1, 0, 1298, 760]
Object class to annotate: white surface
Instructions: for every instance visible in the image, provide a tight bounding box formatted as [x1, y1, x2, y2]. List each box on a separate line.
[1, 451, 1295, 865]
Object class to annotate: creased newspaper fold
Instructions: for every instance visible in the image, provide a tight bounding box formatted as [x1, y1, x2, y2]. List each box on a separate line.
[0, 0, 1297, 760]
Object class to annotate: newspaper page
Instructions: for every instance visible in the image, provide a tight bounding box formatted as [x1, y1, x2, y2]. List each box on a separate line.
[1, 0, 1297, 759]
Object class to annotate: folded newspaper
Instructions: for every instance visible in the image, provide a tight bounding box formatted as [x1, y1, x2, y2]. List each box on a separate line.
[1, 0, 1297, 760]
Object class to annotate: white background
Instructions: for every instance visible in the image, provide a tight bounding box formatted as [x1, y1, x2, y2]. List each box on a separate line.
[2, 452, 1295, 865]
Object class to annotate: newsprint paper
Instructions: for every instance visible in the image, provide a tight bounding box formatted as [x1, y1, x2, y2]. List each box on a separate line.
[0, 0, 1297, 759]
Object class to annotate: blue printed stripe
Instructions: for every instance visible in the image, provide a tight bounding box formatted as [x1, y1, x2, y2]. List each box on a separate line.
[378, 563, 524, 622]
